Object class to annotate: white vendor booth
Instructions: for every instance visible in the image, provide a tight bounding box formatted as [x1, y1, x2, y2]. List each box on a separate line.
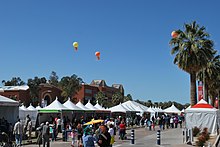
[185, 99, 220, 135]
[0, 95, 19, 124]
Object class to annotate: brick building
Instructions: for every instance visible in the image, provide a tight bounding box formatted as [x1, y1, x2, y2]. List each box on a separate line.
[0, 84, 62, 106]
[0, 86, 30, 105]
[73, 80, 124, 105]
[38, 83, 62, 106]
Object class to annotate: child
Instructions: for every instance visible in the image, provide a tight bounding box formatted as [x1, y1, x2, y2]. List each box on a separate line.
[71, 128, 77, 147]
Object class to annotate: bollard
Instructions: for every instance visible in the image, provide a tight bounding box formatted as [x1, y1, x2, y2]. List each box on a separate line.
[182, 128, 185, 143]
[131, 129, 135, 144]
[157, 130, 161, 145]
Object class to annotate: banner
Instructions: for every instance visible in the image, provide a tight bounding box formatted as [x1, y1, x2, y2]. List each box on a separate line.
[198, 81, 203, 101]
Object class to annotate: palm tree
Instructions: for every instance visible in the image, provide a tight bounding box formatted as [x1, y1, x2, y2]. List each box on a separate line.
[170, 21, 216, 105]
[197, 55, 220, 103]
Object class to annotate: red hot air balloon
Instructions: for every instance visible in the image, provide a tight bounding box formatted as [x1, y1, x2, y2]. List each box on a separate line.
[95, 51, 100, 60]
[171, 31, 178, 38]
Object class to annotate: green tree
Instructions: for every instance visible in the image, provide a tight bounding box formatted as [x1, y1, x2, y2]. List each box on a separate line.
[48, 71, 59, 87]
[59, 74, 83, 101]
[95, 91, 106, 105]
[170, 21, 216, 105]
[112, 92, 124, 105]
[197, 55, 220, 104]
[27, 77, 47, 99]
[123, 94, 133, 102]
[2, 77, 25, 86]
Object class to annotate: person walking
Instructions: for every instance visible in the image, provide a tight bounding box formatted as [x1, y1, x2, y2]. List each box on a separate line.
[42, 122, 50, 147]
[97, 125, 111, 147]
[36, 123, 44, 147]
[13, 118, 23, 146]
[27, 118, 32, 143]
[76, 123, 83, 146]
[82, 127, 95, 147]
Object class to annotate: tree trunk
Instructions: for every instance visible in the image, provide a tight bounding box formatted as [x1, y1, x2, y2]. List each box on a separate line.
[211, 97, 215, 107]
[190, 72, 197, 106]
[205, 84, 209, 103]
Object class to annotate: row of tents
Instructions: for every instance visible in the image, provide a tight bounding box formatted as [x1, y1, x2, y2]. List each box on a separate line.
[1, 95, 219, 135]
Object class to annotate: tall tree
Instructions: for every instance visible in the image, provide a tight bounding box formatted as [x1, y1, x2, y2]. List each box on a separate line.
[48, 71, 59, 87]
[95, 91, 106, 105]
[123, 94, 133, 102]
[59, 74, 83, 101]
[112, 92, 124, 105]
[27, 77, 47, 99]
[170, 21, 216, 105]
[2, 77, 25, 86]
[197, 55, 220, 103]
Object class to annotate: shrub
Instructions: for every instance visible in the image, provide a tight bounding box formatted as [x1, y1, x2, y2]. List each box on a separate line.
[201, 128, 210, 141]
[196, 135, 206, 146]
[193, 126, 200, 137]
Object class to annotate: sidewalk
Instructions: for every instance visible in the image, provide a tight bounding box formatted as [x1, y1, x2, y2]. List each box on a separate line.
[115, 128, 191, 147]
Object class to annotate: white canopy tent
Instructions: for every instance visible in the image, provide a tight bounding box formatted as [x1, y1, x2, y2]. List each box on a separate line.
[40, 97, 70, 112]
[0, 95, 19, 124]
[85, 100, 99, 111]
[185, 99, 220, 135]
[94, 101, 106, 110]
[63, 98, 83, 111]
[121, 101, 142, 113]
[109, 103, 130, 113]
[76, 101, 91, 111]
[164, 104, 181, 114]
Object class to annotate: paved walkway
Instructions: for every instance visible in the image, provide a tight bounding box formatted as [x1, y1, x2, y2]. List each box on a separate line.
[114, 127, 191, 147]
[23, 127, 192, 147]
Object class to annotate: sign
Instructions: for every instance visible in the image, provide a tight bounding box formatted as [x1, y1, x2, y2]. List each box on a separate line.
[198, 81, 203, 101]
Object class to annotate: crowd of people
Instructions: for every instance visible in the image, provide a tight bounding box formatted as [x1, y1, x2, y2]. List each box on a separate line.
[1, 112, 184, 147]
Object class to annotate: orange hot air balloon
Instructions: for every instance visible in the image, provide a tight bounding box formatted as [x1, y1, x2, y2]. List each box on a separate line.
[73, 42, 78, 51]
[171, 31, 178, 38]
[95, 51, 100, 60]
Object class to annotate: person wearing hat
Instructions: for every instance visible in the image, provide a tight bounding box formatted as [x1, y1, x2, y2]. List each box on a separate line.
[42, 122, 50, 147]
[82, 127, 95, 147]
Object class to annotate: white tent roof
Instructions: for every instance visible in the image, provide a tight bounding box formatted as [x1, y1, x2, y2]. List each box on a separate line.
[109, 103, 130, 113]
[85, 100, 98, 110]
[94, 101, 105, 110]
[41, 97, 69, 111]
[147, 106, 156, 113]
[63, 98, 83, 111]
[122, 100, 149, 112]
[36, 106, 42, 110]
[186, 99, 217, 112]
[19, 105, 28, 111]
[76, 101, 90, 111]
[164, 104, 181, 114]
[0, 95, 19, 106]
[27, 103, 37, 111]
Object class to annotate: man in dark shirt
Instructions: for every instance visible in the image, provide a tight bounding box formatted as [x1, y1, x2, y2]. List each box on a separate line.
[97, 125, 111, 147]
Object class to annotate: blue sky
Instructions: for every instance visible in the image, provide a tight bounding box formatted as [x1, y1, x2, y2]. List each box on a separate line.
[0, 1, 220, 104]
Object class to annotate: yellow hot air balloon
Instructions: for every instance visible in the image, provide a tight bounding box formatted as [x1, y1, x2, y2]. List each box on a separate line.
[73, 42, 78, 51]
